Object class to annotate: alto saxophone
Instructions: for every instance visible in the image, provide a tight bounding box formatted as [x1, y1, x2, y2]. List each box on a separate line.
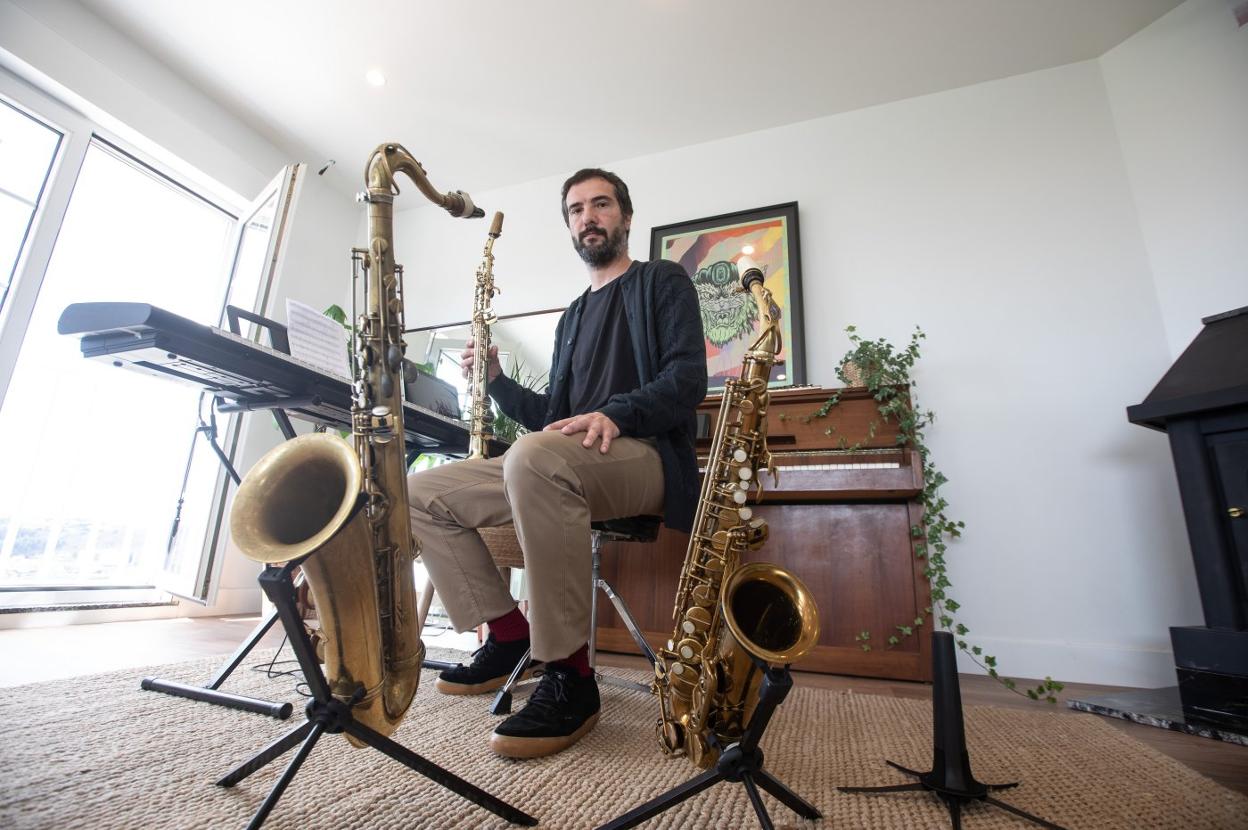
[467, 212, 504, 460]
[229, 143, 484, 742]
[653, 255, 821, 769]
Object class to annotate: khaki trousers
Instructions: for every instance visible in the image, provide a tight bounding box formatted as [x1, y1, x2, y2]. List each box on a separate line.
[407, 430, 664, 662]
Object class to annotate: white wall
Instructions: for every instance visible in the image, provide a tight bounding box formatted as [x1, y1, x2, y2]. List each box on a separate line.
[0, 0, 286, 202]
[396, 59, 1201, 688]
[1101, 0, 1248, 358]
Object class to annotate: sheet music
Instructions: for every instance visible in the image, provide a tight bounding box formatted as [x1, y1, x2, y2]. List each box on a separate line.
[286, 299, 350, 379]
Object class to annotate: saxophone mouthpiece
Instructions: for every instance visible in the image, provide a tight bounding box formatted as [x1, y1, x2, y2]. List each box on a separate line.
[738, 254, 765, 290]
[447, 190, 485, 219]
[489, 211, 504, 238]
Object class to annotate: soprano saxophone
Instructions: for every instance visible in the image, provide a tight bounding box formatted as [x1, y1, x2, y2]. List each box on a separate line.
[230, 143, 483, 742]
[653, 255, 821, 769]
[467, 212, 504, 460]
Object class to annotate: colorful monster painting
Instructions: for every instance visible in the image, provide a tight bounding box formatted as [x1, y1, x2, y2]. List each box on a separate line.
[650, 203, 804, 391]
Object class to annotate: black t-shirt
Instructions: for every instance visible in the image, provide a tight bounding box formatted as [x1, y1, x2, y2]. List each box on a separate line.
[567, 274, 640, 416]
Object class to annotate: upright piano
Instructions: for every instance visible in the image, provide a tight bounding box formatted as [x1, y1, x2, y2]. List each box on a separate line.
[595, 385, 935, 681]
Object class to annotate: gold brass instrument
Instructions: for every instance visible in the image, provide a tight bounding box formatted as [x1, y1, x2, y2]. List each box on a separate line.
[653, 255, 821, 769]
[230, 143, 484, 742]
[467, 212, 504, 460]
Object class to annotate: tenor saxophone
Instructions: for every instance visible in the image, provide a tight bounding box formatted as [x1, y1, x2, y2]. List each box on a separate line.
[653, 255, 821, 769]
[467, 212, 504, 460]
[229, 143, 484, 742]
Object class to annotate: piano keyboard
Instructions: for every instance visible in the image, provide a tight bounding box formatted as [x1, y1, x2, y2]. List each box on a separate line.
[775, 461, 901, 471]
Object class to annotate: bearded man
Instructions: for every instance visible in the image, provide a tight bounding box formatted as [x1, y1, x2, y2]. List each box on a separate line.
[407, 168, 707, 758]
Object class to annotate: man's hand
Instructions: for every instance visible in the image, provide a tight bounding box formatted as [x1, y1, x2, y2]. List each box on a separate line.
[461, 338, 502, 383]
[545, 412, 621, 453]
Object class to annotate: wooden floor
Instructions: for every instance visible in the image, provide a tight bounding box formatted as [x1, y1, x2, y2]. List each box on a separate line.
[2, 615, 1244, 796]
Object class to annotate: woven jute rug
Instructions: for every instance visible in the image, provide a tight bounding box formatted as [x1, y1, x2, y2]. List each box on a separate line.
[1, 647, 1245, 830]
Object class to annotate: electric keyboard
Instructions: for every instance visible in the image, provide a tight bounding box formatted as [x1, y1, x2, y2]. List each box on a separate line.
[58, 302, 493, 456]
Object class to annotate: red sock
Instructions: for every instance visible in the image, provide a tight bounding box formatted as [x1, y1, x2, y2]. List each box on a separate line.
[487, 607, 529, 643]
[551, 643, 591, 678]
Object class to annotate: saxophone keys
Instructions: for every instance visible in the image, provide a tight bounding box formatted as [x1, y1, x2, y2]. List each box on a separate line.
[731, 448, 748, 463]
[675, 637, 703, 662]
[732, 488, 749, 505]
[682, 605, 713, 635]
[737, 467, 754, 481]
[658, 721, 684, 754]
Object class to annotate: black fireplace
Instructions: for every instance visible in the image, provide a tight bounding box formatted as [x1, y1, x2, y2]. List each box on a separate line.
[1124, 305, 1248, 733]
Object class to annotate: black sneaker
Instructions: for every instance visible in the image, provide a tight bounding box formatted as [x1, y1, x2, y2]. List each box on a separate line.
[489, 666, 600, 758]
[435, 634, 536, 695]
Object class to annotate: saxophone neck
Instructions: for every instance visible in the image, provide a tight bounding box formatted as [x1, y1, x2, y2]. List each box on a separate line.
[363, 143, 484, 219]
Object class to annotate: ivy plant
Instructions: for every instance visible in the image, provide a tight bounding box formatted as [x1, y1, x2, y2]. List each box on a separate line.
[804, 326, 1062, 703]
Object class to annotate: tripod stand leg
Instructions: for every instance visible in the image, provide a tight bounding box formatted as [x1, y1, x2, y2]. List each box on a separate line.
[984, 797, 1069, 830]
[595, 768, 723, 830]
[740, 774, 776, 830]
[942, 795, 963, 830]
[753, 768, 822, 819]
[244, 722, 325, 830]
[343, 720, 537, 826]
[885, 759, 925, 778]
[217, 721, 314, 787]
[207, 609, 281, 689]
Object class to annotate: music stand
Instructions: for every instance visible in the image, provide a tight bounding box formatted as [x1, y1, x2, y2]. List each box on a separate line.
[216, 560, 536, 830]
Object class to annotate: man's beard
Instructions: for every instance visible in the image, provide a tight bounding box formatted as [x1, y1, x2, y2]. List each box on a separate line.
[573, 224, 628, 267]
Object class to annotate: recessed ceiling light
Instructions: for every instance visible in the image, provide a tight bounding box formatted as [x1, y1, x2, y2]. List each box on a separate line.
[365, 69, 386, 87]
[741, 245, 755, 255]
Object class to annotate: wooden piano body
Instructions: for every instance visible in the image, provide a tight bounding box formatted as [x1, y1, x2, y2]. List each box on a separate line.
[595, 385, 934, 682]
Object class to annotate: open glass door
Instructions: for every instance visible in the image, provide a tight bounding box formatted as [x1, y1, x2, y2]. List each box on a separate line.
[159, 164, 304, 603]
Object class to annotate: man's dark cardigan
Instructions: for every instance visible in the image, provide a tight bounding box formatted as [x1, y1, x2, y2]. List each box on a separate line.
[488, 259, 708, 532]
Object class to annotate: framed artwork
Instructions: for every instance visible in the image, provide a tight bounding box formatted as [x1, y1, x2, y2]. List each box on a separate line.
[650, 202, 804, 391]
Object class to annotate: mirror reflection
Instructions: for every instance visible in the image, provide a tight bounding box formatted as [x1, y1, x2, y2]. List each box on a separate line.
[405, 309, 562, 425]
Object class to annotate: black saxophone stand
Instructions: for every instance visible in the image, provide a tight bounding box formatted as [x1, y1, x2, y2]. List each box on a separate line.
[141, 400, 292, 720]
[597, 660, 820, 830]
[215, 560, 537, 830]
[839, 631, 1067, 830]
[141, 610, 291, 719]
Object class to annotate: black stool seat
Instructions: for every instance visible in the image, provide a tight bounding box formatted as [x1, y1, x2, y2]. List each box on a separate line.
[591, 515, 661, 543]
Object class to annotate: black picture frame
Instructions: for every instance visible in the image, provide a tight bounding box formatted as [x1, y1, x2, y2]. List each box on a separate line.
[650, 202, 805, 391]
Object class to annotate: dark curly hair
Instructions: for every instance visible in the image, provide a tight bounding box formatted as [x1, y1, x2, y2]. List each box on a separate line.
[560, 168, 633, 226]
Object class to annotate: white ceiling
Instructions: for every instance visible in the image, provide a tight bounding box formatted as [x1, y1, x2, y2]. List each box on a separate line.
[76, 0, 1182, 198]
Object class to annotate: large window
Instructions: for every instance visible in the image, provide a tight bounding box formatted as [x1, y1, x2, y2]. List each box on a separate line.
[0, 140, 235, 595]
[0, 72, 292, 610]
